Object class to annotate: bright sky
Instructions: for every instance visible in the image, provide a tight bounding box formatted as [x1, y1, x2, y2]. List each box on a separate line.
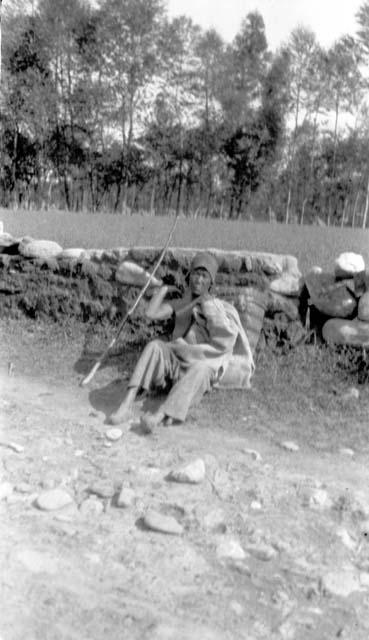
[167, 0, 364, 50]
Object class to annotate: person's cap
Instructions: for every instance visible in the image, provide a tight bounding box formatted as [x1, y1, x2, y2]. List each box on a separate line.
[189, 252, 218, 284]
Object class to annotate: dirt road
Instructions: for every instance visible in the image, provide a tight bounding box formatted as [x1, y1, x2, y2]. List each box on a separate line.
[1, 322, 369, 639]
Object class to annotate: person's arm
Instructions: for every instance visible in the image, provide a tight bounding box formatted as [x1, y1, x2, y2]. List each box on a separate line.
[145, 285, 175, 321]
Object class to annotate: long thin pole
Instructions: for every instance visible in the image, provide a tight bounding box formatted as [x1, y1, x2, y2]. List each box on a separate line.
[80, 213, 179, 386]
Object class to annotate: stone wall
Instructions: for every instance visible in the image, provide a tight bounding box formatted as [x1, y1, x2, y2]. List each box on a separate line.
[0, 233, 306, 353]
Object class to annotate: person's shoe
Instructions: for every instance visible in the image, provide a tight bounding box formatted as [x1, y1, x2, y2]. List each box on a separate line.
[108, 407, 132, 425]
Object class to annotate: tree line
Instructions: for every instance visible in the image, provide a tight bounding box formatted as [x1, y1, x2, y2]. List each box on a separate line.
[1, 0, 369, 226]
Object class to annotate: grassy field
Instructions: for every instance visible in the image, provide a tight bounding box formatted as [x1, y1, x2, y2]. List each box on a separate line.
[2, 207, 369, 272]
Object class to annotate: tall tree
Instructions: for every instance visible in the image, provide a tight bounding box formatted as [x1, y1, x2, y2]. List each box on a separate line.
[284, 27, 318, 223]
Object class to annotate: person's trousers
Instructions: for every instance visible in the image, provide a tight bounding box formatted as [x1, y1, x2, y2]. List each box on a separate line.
[128, 339, 214, 421]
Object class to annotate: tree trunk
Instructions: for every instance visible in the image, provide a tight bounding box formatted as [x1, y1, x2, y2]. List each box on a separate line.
[327, 98, 340, 226]
[0, 0, 2, 86]
[351, 185, 361, 228]
[285, 84, 301, 223]
[362, 173, 369, 230]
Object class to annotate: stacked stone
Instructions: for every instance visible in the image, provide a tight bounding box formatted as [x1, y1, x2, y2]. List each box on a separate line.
[304, 252, 369, 347]
[0, 231, 304, 351]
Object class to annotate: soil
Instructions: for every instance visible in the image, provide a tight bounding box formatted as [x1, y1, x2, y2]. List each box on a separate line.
[2, 319, 369, 640]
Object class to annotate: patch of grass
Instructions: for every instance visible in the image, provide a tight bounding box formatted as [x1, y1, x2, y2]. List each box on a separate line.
[2, 318, 368, 454]
[2, 208, 369, 272]
[205, 342, 369, 451]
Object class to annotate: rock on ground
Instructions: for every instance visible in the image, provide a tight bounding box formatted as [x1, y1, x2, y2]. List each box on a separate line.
[142, 509, 183, 535]
[19, 239, 63, 259]
[168, 458, 206, 484]
[216, 537, 246, 560]
[35, 488, 74, 511]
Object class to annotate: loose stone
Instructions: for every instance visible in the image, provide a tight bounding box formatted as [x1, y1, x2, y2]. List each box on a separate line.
[216, 537, 247, 560]
[280, 441, 299, 452]
[321, 570, 362, 597]
[309, 489, 332, 510]
[1, 441, 24, 453]
[342, 387, 360, 402]
[243, 448, 262, 462]
[229, 600, 244, 616]
[339, 447, 355, 457]
[105, 428, 123, 441]
[168, 458, 206, 484]
[35, 488, 74, 511]
[203, 508, 227, 532]
[0, 481, 13, 500]
[250, 500, 263, 511]
[336, 527, 357, 550]
[79, 497, 104, 517]
[246, 543, 277, 561]
[143, 509, 183, 535]
[116, 487, 135, 508]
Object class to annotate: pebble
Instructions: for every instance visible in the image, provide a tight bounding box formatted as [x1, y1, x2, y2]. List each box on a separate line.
[229, 600, 244, 616]
[309, 489, 332, 510]
[342, 387, 360, 402]
[0, 441, 24, 453]
[336, 527, 357, 550]
[143, 509, 183, 535]
[168, 458, 206, 484]
[216, 537, 247, 560]
[321, 570, 362, 597]
[79, 497, 104, 517]
[74, 449, 84, 457]
[246, 543, 277, 561]
[250, 500, 263, 511]
[0, 481, 13, 500]
[243, 448, 262, 462]
[280, 441, 299, 452]
[35, 488, 74, 511]
[105, 428, 123, 442]
[203, 508, 227, 532]
[116, 487, 135, 508]
[339, 447, 355, 457]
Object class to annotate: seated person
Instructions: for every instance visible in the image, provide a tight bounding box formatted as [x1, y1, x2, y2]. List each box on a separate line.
[109, 251, 254, 432]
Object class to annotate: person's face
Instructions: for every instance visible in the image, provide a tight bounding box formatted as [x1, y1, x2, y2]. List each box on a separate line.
[189, 267, 212, 296]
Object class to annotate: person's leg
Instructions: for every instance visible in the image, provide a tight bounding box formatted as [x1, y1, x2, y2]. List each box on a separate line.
[109, 340, 179, 425]
[140, 361, 214, 431]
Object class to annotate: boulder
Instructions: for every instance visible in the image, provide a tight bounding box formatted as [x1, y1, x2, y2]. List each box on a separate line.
[269, 273, 303, 296]
[334, 252, 365, 280]
[0, 233, 19, 254]
[57, 248, 86, 260]
[19, 239, 63, 259]
[115, 260, 162, 287]
[305, 271, 357, 318]
[358, 292, 369, 322]
[322, 318, 369, 347]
